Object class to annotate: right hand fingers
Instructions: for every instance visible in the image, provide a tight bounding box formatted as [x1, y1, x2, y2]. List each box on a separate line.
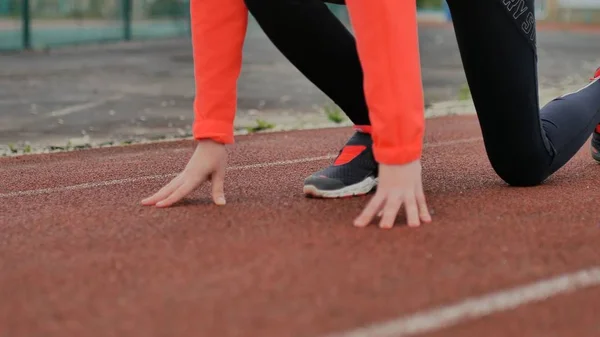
[141, 175, 184, 206]
[416, 185, 432, 224]
[210, 165, 226, 206]
[156, 176, 206, 208]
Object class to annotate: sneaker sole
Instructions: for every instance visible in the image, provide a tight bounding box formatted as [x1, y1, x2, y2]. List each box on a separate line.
[303, 176, 378, 199]
[591, 134, 600, 163]
[591, 146, 600, 163]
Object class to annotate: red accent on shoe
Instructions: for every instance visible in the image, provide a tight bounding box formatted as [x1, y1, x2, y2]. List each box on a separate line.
[334, 145, 366, 166]
[591, 67, 600, 81]
[353, 125, 372, 134]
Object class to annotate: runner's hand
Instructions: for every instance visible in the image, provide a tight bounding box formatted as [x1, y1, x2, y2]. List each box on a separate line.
[141, 139, 227, 207]
[354, 160, 431, 228]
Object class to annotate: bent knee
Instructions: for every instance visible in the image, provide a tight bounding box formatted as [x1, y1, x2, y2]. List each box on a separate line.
[498, 170, 547, 187]
[489, 156, 551, 187]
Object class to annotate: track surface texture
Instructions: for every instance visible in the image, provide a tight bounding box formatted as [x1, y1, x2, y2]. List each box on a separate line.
[1, 115, 599, 337]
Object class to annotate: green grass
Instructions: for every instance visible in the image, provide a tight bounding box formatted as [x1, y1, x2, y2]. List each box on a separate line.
[417, 0, 443, 10]
[246, 119, 275, 133]
[458, 83, 472, 101]
[323, 103, 345, 124]
[8, 143, 17, 154]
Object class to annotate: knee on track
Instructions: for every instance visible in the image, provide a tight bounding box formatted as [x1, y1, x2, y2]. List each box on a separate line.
[488, 155, 551, 187]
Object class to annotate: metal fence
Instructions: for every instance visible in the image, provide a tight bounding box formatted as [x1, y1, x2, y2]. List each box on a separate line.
[0, 0, 446, 51]
[0, 0, 190, 50]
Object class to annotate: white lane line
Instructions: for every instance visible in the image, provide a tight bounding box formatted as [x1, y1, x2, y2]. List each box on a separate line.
[426, 137, 481, 148]
[324, 266, 600, 337]
[0, 137, 483, 199]
[48, 94, 124, 117]
[0, 155, 337, 199]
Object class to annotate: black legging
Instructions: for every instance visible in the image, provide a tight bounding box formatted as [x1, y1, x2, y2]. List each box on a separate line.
[244, 0, 600, 186]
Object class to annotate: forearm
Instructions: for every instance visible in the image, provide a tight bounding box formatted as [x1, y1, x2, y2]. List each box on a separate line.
[345, 0, 425, 165]
[191, 0, 248, 144]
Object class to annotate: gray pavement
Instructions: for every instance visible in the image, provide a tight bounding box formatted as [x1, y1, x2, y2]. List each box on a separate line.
[1, 17, 600, 154]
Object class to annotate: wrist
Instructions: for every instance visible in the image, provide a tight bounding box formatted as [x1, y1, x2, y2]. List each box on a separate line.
[195, 138, 225, 146]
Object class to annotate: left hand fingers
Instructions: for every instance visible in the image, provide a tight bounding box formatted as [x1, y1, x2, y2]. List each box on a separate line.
[403, 194, 420, 228]
[354, 192, 385, 227]
[378, 192, 403, 229]
[416, 185, 432, 224]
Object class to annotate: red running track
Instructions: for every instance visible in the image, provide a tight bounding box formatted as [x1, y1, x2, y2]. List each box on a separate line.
[1, 115, 599, 337]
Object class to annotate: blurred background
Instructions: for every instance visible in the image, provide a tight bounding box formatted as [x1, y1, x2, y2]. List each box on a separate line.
[1, 0, 600, 154]
[1, 0, 594, 50]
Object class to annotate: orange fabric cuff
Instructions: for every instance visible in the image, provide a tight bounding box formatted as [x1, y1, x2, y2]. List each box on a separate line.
[193, 119, 235, 144]
[373, 140, 423, 165]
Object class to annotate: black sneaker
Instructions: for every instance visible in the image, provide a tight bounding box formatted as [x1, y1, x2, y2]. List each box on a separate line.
[303, 130, 378, 198]
[590, 67, 600, 162]
[592, 129, 600, 162]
